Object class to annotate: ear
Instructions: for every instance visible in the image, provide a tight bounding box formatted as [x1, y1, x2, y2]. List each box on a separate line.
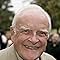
[47, 34, 50, 40]
[10, 26, 16, 42]
[10, 26, 17, 38]
[10, 26, 15, 36]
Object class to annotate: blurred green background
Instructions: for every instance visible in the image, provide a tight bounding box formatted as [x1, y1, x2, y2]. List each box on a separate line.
[0, 0, 14, 32]
[0, 0, 60, 33]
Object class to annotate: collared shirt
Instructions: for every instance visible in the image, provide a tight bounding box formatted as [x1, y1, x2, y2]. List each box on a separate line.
[16, 51, 40, 60]
[16, 52, 23, 60]
[13, 44, 56, 60]
[15, 50, 56, 60]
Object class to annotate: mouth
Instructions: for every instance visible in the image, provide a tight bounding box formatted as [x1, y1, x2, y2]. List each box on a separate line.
[24, 45, 40, 50]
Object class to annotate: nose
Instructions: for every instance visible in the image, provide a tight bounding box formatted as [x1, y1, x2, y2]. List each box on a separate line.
[28, 32, 39, 44]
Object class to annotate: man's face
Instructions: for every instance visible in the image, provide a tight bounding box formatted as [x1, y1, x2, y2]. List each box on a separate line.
[11, 9, 49, 60]
[52, 34, 59, 43]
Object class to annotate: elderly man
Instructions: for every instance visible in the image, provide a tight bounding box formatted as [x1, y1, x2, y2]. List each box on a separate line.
[0, 4, 56, 60]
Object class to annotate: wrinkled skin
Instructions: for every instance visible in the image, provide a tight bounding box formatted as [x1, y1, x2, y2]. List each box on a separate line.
[11, 8, 49, 60]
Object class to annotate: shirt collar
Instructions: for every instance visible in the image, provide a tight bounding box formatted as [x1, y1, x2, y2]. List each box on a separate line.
[16, 51, 40, 60]
[16, 51, 23, 60]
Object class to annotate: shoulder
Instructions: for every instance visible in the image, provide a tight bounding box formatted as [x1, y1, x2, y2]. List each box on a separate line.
[0, 45, 11, 54]
[41, 52, 56, 60]
[0, 45, 17, 60]
[0, 46, 10, 60]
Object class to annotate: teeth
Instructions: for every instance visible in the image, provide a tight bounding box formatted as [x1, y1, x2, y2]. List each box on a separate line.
[25, 45, 32, 48]
[24, 45, 39, 50]
[25, 45, 29, 48]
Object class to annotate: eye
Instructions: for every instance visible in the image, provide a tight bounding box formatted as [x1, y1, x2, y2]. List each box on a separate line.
[20, 29, 32, 35]
[24, 30, 29, 33]
[36, 31, 48, 37]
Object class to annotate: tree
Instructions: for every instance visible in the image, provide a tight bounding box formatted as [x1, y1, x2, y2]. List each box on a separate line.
[0, 0, 14, 31]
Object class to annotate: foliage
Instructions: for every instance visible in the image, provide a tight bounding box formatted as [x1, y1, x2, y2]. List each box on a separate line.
[33, 0, 60, 31]
[0, 0, 14, 31]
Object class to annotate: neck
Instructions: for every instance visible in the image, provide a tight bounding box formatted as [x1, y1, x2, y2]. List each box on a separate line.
[23, 58, 41, 60]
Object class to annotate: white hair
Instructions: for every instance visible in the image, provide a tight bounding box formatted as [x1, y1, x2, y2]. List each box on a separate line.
[12, 4, 51, 32]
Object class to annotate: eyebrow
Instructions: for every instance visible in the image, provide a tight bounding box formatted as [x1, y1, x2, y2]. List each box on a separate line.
[20, 26, 48, 32]
[39, 29, 48, 33]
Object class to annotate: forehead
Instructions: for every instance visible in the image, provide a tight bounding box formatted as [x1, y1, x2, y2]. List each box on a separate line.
[15, 8, 49, 30]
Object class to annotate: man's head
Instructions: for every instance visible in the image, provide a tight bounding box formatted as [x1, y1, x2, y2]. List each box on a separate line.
[10, 4, 51, 60]
[52, 33, 59, 44]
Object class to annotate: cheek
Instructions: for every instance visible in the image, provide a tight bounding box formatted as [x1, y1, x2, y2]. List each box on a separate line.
[39, 38, 47, 46]
[13, 34, 30, 43]
[40, 38, 47, 51]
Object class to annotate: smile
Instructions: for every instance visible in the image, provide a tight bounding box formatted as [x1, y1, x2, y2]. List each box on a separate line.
[24, 45, 40, 50]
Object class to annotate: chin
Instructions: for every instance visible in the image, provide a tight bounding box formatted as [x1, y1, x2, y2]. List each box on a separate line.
[20, 51, 41, 60]
[22, 55, 39, 60]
